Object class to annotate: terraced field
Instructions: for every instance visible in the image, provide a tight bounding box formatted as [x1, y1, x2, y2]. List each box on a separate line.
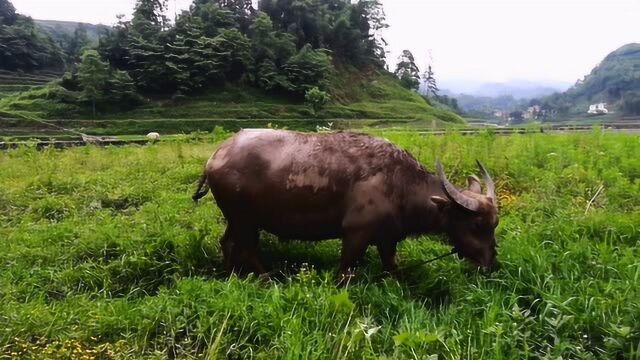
[0, 70, 59, 100]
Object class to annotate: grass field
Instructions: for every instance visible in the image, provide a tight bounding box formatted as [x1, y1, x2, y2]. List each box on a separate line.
[1, 130, 639, 359]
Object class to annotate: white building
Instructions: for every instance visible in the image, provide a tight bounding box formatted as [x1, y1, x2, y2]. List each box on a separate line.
[588, 103, 608, 114]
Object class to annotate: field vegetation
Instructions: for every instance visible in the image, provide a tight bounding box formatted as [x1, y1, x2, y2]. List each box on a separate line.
[0, 130, 638, 359]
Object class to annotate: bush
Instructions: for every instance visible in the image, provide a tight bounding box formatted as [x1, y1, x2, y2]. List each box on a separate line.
[305, 87, 330, 116]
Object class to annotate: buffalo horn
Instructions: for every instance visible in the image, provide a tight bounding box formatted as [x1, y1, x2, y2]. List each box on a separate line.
[476, 160, 497, 207]
[436, 160, 481, 212]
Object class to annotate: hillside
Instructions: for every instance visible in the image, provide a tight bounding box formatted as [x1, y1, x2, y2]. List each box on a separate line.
[543, 43, 640, 116]
[35, 19, 109, 44]
[0, 66, 463, 136]
[0, 69, 60, 100]
[1, 0, 463, 135]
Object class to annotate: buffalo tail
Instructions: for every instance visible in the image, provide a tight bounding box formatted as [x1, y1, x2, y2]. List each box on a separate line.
[192, 173, 210, 202]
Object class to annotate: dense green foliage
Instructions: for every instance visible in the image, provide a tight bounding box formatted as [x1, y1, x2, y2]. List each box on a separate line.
[541, 43, 640, 116]
[0, 0, 64, 71]
[0, 131, 638, 358]
[0, 0, 463, 123]
[432, 95, 460, 113]
[75, 50, 139, 116]
[305, 86, 330, 115]
[94, 0, 387, 97]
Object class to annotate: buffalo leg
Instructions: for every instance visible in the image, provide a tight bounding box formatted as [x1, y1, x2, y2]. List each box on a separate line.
[243, 229, 266, 274]
[338, 230, 371, 280]
[219, 225, 234, 272]
[228, 226, 265, 274]
[377, 240, 399, 274]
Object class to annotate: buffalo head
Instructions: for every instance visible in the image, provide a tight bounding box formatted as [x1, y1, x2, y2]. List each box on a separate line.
[430, 160, 499, 272]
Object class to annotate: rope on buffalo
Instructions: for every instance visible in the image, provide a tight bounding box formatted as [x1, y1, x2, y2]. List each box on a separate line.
[373, 248, 458, 280]
[213, 248, 459, 283]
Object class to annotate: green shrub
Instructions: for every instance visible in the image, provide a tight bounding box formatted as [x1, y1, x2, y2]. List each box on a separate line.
[305, 86, 330, 116]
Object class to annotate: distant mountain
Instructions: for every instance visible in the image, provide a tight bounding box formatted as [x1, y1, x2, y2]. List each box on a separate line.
[543, 43, 640, 115]
[435, 79, 569, 114]
[438, 79, 570, 99]
[472, 80, 570, 99]
[454, 94, 527, 114]
[35, 19, 109, 44]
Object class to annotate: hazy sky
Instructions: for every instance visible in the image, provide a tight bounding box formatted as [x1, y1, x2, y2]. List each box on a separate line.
[11, 0, 640, 85]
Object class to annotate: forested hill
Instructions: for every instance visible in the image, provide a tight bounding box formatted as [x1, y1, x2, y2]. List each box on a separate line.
[35, 20, 109, 46]
[0, 0, 463, 124]
[0, 0, 64, 71]
[542, 43, 640, 116]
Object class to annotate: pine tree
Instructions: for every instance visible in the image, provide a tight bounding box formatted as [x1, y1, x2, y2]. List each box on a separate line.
[394, 50, 420, 90]
[423, 65, 439, 98]
[98, 15, 131, 70]
[128, 0, 174, 92]
[77, 50, 109, 117]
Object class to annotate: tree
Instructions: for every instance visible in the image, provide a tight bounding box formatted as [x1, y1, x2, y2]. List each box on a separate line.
[283, 44, 332, 95]
[250, 12, 296, 91]
[394, 50, 420, 90]
[127, 0, 175, 93]
[132, 0, 168, 35]
[0, 14, 64, 71]
[104, 69, 140, 108]
[191, 2, 237, 37]
[73, 49, 139, 115]
[77, 50, 110, 117]
[258, 0, 387, 68]
[351, 0, 388, 67]
[305, 86, 329, 115]
[98, 15, 131, 70]
[210, 28, 253, 81]
[0, 0, 17, 25]
[423, 65, 438, 97]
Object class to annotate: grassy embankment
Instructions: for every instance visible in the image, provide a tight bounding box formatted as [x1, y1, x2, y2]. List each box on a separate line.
[0, 70, 59, 101]
[1, 130, 638, 358]
[0, 67, 463, 137]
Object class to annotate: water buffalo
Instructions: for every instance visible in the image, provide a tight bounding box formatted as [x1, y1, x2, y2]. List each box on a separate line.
[193, 129, 499, 276]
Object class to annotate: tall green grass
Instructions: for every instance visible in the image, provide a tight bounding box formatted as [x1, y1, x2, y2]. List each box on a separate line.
[0, 130, 638, 359]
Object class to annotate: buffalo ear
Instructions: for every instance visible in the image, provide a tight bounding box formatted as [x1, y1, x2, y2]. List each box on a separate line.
[467, 175, 482, 194]
[430, 196, 450, 210]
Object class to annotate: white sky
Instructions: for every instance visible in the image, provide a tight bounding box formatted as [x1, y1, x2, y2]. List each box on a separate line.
[11, 0, 640, 84]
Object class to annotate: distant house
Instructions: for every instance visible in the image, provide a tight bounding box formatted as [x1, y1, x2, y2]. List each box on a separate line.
[588, 103, 608, 114]
[524, 105, 542, 120]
